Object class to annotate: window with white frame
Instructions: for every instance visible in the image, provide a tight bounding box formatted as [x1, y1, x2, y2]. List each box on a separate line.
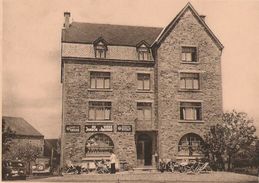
[88, 101, 111, 121]
[181, 47, 197, 62]
[180, 73, 200, 90]
[180, 102, 202, 121]
[94, 42, 107, 58]
[90, 72, 110, 89]
[137, 102, 152, 121]
[137, 73, 150, 90]
[137, 44, 150, 60]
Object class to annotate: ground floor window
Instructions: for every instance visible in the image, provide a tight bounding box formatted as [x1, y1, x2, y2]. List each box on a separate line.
[178, 133, 203, 156]
[85, 133, 114, 155]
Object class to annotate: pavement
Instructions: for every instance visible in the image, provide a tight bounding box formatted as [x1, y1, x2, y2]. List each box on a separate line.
[23, 171, 259, 183]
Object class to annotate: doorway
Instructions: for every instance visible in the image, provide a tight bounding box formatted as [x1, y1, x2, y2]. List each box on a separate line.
[136, 134, 152, 166]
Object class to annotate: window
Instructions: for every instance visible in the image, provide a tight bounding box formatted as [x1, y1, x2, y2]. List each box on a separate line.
[86, 134, 114, 155]
[137, 73, 150, 90]
[178, 133, 203, 156]
[180, 73, 200, 90]
[137, 45, 149, 60]
[137, 102, 152, 121]
[89, 101, 111, 121]
[90, 72, 110, 89]
[180, 102, 202, 120]
[181, 47, 197, 62]
[94, 41, 107, 58]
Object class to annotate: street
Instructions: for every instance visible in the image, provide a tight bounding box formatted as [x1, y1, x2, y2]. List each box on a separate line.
[23, 171, 258, 183]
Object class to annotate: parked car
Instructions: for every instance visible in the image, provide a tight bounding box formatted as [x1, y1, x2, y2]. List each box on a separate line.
[32, 157, 51, 175]
[2, 160, 26, 180]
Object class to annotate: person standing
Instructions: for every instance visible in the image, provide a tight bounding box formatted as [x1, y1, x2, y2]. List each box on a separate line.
[110, 150, 116, 174]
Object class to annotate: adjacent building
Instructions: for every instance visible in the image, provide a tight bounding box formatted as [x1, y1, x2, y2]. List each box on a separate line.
[2, 116, 44, 157]
[60, 3, 223, 168]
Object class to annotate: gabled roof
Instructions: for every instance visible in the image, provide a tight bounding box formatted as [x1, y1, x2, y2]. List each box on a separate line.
[153, 2, 224, 50]
[62, 22, 163, 47]
[2, 116, 44, 137]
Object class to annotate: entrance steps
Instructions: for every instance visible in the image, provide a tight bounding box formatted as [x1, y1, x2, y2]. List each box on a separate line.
[133, 166, 158, 172]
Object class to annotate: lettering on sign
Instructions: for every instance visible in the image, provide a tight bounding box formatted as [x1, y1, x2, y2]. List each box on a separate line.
[117, 125, 132, 132]
[85, 125, 114, 132]
[65, 125, 81, 133]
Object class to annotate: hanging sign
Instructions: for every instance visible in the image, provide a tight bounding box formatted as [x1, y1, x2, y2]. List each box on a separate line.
[117, 125, 132, 132]
[85, 125, 114, 132]
[65, 125, 81, 133]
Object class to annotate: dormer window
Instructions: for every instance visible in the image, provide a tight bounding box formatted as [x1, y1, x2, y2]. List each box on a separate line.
[93, 38, 108, 59]
[137, 42, 150, 61]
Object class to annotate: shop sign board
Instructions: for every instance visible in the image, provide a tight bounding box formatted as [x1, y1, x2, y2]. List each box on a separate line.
[85, 125, 114, 132]
[117, 125, 132, 132]
[65, 125, 81, 133]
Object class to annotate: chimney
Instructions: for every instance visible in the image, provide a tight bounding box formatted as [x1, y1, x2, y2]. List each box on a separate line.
[200, 15, 206, 21]
[64, 12, 71, 29]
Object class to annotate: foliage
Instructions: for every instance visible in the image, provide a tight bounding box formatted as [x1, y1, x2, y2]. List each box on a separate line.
[2, 119, 16, 154]
[202, 124, 226, 170]
[5, 142, 42, 174]
[6, 142, 41, 161]
[202, 110, 257, 171]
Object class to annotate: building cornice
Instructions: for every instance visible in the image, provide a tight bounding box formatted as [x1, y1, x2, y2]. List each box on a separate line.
[62, 57, 155, 67]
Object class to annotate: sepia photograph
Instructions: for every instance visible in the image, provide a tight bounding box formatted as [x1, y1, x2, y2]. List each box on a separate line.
[2, 0, 259, 182]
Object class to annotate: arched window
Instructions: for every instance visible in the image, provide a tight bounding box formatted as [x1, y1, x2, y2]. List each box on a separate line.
[178, 133, 203, 156]
[85, 133, 114, 155]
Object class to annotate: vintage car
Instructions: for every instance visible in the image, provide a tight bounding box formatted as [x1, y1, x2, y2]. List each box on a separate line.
[32, 157, 51, 175]
[2, 160, 26, 180]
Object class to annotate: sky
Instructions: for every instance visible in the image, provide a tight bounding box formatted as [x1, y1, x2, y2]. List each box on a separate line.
[2, 0, 259, 138]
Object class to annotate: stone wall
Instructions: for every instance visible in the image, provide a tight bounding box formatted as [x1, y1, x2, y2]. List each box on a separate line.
[156, 8, 223, 159]
[61, 61, 155, 167]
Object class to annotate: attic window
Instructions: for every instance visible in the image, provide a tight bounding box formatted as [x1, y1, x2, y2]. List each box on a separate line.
[137, 44, 150, 61]
[94, 41, 107, 59]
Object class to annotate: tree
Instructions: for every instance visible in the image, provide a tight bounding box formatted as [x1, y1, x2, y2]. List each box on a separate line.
[5, 142, 42, 174]
[202, 110, 257, 171]
[2, 119, 15, 155]
[223, 111, 257, 170]
[202, 124, 226, 170]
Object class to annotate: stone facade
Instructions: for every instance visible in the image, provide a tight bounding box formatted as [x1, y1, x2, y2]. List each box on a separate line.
[156, 8, 223, 159]
[62, 62, 155, 167]
[61, 3, 223, 168]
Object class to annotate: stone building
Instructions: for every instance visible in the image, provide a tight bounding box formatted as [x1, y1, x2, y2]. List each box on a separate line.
[60, 3, 223, 168]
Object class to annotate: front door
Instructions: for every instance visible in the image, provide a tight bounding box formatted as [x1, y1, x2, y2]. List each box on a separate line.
[136, 134, 152, 166]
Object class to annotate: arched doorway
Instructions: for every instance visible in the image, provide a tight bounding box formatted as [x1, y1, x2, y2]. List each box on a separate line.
[136, 134, 152, 166]
[85, 133, 114, 155]
[178, 133, 203, 157]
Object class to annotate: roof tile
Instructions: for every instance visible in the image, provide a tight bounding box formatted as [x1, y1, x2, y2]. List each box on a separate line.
[62, 22, 163, 46]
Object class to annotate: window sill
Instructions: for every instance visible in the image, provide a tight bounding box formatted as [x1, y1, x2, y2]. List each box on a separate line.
[178, 120, 204, 123]
[136, 120, 152, 122]
[178, 89, 202, 92]
[136, 90, 154, 93]
[88, 88, 113, 92]
[86, 120, 114, 123]
[181, 61, 199, 64]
